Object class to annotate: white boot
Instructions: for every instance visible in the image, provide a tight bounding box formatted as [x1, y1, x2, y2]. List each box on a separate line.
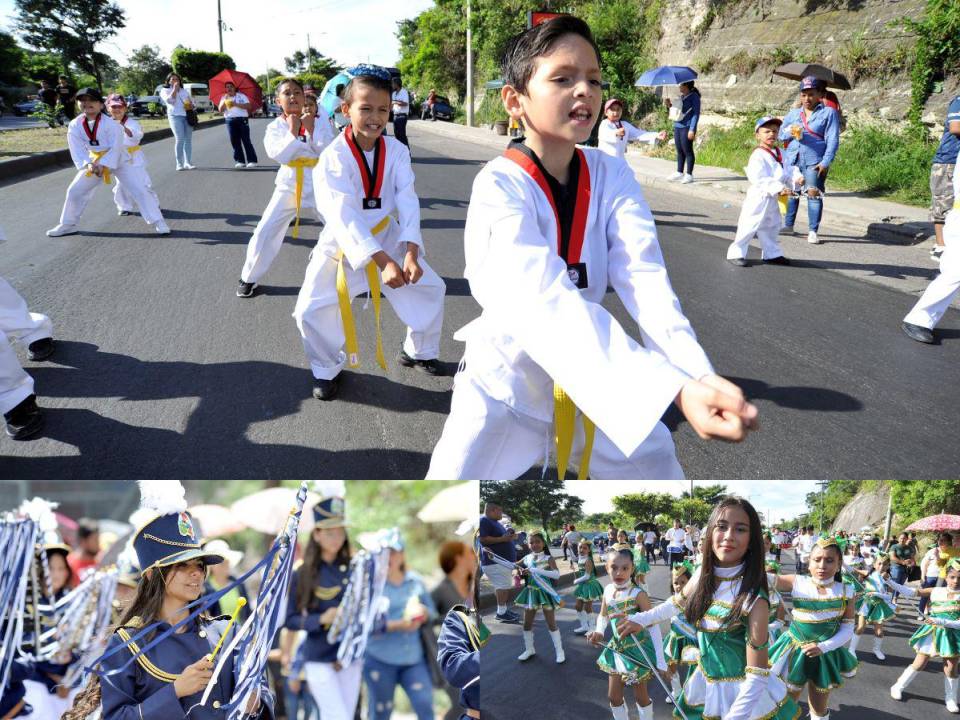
[873, 635, 885, 661]
[946, 676, 960, 713]
[518, 630, 536, 661]
[671, 674, 683, 699]
[637, 702, 653, 720]
[848, 633, 860, 655]
[573, 610, 587, 634]
[891, 665, 919, 700]
[549, 628, 565, 663]
[154, 220, 171, 235]
[810, 712, 830, 720]
[609, 703, 629, 720]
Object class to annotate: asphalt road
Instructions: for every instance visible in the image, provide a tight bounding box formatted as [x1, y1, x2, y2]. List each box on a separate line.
[480, 548, 945, 720]
[0, 118, 957, 478]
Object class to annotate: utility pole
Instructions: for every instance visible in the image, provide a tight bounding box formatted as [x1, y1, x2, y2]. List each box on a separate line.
[883, 481, 894, 547]
[306, 34, 313, 74]
[816, 480, 829, 535]
[217, 0, 224, 53]
[466, 0, 474, 127]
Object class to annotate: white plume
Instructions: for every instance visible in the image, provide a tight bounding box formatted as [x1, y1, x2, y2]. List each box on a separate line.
[311, 480, 346, 499]
[127, 508, 156, 531]
[137, 481, 188, 516]
[18, 497, 59, 533]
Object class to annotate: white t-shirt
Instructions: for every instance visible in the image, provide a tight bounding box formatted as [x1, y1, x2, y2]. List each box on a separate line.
[921, 547, 940, 579]
[642, 531, 656, 545]
[563, 530, 583, 547]
[392, 89, 410, 115]
[796, 534, 816, 561]
[665, 527, 686, 550]
[222, 92, 251, 118]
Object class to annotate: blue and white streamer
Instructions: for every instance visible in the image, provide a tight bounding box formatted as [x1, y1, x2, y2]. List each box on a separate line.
[0, 516, 39, 693]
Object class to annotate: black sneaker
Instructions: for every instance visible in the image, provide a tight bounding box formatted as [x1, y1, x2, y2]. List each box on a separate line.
[312, 376, 340, 400]
[27, 337, 55, 361]
[901, 321, 934, 344]
[236, 280, 256, 298]
[397, 347, 445, 375]
[495, 611, 521, 624]
[118, 210, 133, 216]
[727, 257, 748, 267]
[4, 394, 44, 440]
[762, 256, 791, 266]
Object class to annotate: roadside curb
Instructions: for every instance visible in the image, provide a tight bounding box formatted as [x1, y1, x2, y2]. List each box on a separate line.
[0, 118, 226, 185]
[412, 119, 933, 246]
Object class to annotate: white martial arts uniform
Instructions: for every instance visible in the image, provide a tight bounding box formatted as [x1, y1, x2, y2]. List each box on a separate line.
[427, 143, 715, 480]
[58, 113, 163, 227]
[293, 131, 445, 380]
[905, 163, 960, 329]
[726, 146, 801, 261]
[112, 115, 163, 223]
[597, 119, 659, 161]
[0, 227, 53, 415]
[240, 115, 336, 284]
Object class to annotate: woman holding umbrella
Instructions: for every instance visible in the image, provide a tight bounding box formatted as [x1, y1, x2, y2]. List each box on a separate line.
[668, 81, 701, 184]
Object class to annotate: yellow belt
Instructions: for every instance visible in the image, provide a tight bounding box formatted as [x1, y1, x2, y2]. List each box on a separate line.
[86, 150, 111, 184]
[954, 200, 960, 210]
[285, 157, 320, 238]
[126, 145, 142, 154]
[336, 214, 392, 371]
[554, 386, 596, 479]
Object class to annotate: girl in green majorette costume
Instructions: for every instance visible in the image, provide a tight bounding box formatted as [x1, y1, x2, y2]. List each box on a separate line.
[849, 553, 913, 661]
[769, 538, 858, 720]
[663, 561, 697, 700]
[515, 532, 565, 664]
[614, 529, 650, 584]
[890, 558, 960, 713]
[572, 538, 605, 635]
[586, 547, 667, 720]
[614, 497, 799, 720]
[841, 540, 869, 615]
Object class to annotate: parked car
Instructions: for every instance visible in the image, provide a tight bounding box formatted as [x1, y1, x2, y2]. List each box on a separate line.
[420, 95, 453, 121]
[130, 95, 163, 117]
[13, 98, 39, 116]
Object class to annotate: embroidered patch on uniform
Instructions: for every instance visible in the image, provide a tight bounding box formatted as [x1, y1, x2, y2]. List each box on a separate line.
[178, 512, 196, 540]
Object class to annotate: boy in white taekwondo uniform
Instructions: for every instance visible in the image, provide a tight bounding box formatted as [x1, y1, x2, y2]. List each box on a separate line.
[726, 116, 803, 267]
[0, 225, 53, 440]
[237, 78, 336, 298]
[105, 94, 165, 225]
[426, 17, 757, 480]
[46, 88, 170, 237]
[294, 67, 446, 401]
[597, 98, 665, 162]
[902, 161, 960, 343]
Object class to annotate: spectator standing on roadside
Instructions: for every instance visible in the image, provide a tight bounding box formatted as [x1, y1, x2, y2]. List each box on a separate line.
[56, 76, 76, 120]
[479, 502, 521, 624]
[642, 528, 657, 565]
[666, 80, 700, 185]
[563, 524, 582, 570]
[888, 532, 916, 602]
[928, 93, 960, 263]
[664, 519, 686, 567]
[390, 77, 410, 147]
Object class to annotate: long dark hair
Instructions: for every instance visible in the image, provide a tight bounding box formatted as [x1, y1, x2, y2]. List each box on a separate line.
[684, 497, 767, 629]
[296, 531, 353, 612]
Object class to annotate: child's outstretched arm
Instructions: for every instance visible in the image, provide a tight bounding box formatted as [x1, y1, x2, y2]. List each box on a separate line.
[586, 596, 608, 646]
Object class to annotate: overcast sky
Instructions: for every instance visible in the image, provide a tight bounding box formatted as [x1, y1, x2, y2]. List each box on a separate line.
[0, 0, 435, 76]
[563, 480, 823, 525]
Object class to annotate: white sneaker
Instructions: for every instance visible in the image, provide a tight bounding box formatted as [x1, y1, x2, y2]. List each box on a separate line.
[572, 623, 588, 635]
[46, 223, 77, 237]
[246, 162, 257, 168]
[176, 165, 184, 171]
[667, 171, 683, 181]
[183, 163, 196, 170]
[890, 684, 904, 701]
[154, 220, 171, 235]
[235, 162, 245, 168]
[680, 173, 694, 184]
[807, 230, 821, 244]
[780, 224, 796, 235]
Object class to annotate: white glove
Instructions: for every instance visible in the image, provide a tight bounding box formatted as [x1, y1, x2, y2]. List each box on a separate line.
[529, 566, 560, 580]
[816, 620, 854, 653]
[572, 573, 590, 585]
[646, 623, 668, 671]
[928, 616, 960, 629]
[725, 667, 769, 720]
[626, 597, 682, 627]
[595, 614, 610, 635]
[884, 577, 917, 597]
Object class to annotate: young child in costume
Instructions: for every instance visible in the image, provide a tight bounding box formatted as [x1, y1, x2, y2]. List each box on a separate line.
[662, 561, 697, 700]
[515, 531, 564, 663]
[614, 497, 798, 720]
[572, 538, 604, 635]
[890, 558, 960, 712]
[769, 538, 858, 720]
[586, 547, 666, 720]
[597, 98, 665, 162]
[850, 553, 914, 660]
[841, 540, 868, 616]
[614, 529, 650, 583]
[104, 94, 165, 228]
[726, 116, 802, 267]
[47, 88, 170, 237]
[237, 78, 336, 298]
[294, 67, 446, 400]
[426, 16, 757, 480]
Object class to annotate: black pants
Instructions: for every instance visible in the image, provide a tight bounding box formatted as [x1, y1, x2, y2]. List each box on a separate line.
[644, 542, 656, 564]
[393, 114, 409, 146]
[226, 117, 258, 164]
[674, 126, 695, 174]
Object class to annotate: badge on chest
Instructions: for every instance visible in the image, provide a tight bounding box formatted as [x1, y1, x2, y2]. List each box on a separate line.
[566, 262, 588, 289]
[363, 197, 382, 210]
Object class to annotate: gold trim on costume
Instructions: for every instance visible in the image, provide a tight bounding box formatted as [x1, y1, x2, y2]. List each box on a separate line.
[116, 628, 180, 683]
[141, 532, 201, 549]
[314, 585, 342, 601]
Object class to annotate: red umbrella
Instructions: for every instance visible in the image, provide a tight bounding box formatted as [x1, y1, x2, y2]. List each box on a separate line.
[905, 513, 960, 532]
[209, 69, 263, 113]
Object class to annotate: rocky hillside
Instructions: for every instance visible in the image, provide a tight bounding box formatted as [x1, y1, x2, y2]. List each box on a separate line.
[830, 483, 889, 534]
[654, 0, 956, 122]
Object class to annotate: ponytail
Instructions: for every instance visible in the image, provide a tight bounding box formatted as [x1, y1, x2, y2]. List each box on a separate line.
[61, 673, 101, 720]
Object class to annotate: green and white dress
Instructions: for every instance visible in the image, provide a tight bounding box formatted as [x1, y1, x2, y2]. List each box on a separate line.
[664, 612, 698, 668]
[768, 575, 858, 693]
[666, 564, 798, 720]
[858, 571, 898, 624]
[841, 555, 866, 612]
[514, 552, 560, 610]
[766, 572, 784, 644]
[573, 556, 604, 602]
[596, 582, 664, 685]
[632, 546, 651, 576]
[909, 587, 960, 658]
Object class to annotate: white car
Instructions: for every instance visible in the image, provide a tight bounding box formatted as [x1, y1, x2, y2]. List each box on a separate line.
[155, 83, 214, 112]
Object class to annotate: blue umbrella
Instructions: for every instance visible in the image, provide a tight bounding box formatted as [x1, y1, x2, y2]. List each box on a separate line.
[319, 70, 355, 117]
[635, 66, 698, 87]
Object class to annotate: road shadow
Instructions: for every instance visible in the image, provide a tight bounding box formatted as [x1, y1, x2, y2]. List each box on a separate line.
[413, 157, 485, 167]
[189, 230, 316, 248]
[8, 341, 443, 479]
[421, 217, 465, 230]
[161, 209, 264, 226]
[251, 284, 302, 297]
[787, 258, 939, 282]
[420, 197, 469, 210]
[440, 276, 471, 297]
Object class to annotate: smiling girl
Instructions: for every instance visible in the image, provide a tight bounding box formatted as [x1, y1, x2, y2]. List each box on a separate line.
[515, 531, 565, 663]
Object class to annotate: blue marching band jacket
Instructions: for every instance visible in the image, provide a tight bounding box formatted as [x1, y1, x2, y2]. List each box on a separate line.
[283, 561, 351, 663]
[437, 605, 486, 720]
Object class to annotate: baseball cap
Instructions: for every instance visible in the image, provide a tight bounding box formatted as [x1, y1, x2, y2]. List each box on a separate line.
[604, 98, 623, 112]
[105, 93, 126, 107]
[799, 76, 824, 91]
[754, 115, 782, 131]
[75, 87, 103, 102]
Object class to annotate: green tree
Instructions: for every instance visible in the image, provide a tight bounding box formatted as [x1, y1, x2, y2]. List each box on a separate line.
[284, 48, 339, 77]
[680, 484, 729, 507]
[581, 512, 618, 529]
[396, 0, 467, 98]
[891, 480, 960, 524]
[171, 47, 236, 83]
[14, 0, 126, 90]
[673, 497, 713, 527]
[256, 67, 284, 93]
[806, 480, 860, 529]
[21, 50, 63, 84]
[118, 45, 171, 96]
[611, 492, 677, 525]
[0, 33, 27, 90]
[480, 479, 584, 532]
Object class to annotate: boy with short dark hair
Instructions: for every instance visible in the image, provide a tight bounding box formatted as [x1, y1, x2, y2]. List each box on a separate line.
[427, 16, 756, 479]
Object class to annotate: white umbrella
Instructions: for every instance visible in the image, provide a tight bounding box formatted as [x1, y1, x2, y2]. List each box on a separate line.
[188, 504, 246, 538]
[416, 482, 478, 523]
[231, 488, 321, 534]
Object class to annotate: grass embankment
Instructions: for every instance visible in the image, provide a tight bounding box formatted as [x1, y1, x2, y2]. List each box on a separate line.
[668, 118, 933, 207]
[0, 115, 222, 158]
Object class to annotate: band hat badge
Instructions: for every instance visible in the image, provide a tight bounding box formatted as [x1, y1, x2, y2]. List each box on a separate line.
[133, 481, 224, 570]
[311, 480, 349, 529]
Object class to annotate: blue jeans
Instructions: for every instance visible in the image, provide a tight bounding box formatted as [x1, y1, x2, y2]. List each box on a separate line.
[674, 126, 695, 174]
[169, 114, 193, 167]
[363, 656, 433, 720]
[784, 162, 827, 231]
[889, 563, 908, 599]
[918, 577, 939, 613]
[283, 678, 319, 720]
[226, 116, 258, 164]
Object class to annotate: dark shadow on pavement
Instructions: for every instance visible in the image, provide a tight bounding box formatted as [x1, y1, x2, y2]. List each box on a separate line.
[252, 284, 302, 297]
[420, 197, 469, 210]
[440, 277, 471, 297]
[421, 218, 465, 230]
[161, 209, 264, 226]
[413, 157, 485, 167]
